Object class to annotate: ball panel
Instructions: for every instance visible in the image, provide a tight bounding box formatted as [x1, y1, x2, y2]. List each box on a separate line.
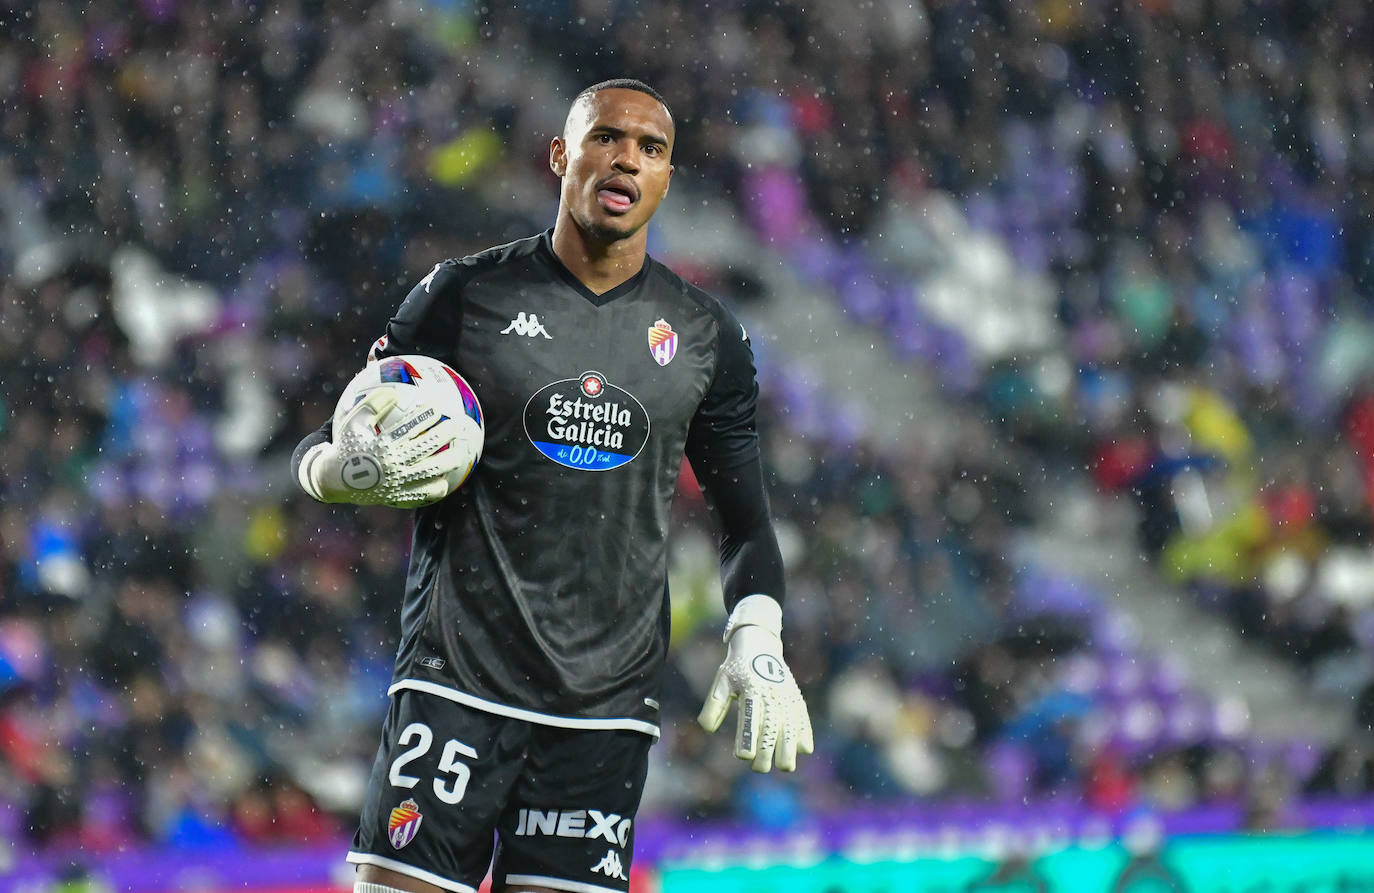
[332, 354, 486, 497]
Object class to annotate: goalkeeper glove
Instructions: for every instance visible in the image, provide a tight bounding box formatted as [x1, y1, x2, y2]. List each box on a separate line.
[698, 594, 814, 772]
[298, 388, 470, 508]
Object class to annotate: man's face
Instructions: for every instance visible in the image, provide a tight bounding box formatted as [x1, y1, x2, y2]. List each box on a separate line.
[550, 89, 674, 245]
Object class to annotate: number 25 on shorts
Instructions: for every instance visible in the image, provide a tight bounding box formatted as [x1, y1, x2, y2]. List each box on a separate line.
[387, 721, 478, 805]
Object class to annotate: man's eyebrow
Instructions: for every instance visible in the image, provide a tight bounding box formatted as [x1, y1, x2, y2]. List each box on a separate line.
[589, 124, 669, 146]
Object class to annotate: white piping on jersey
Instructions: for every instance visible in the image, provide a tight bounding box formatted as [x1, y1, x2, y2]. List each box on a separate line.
[505, 874, 625, 893]
[345, 852, 477, 893]
[389, 679, 662, 738]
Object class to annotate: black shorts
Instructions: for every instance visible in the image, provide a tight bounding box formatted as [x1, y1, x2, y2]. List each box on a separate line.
[346, 687, 652, 893]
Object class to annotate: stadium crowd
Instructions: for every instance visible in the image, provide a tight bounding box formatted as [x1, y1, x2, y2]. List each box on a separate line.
[3, 0, 1374, 857]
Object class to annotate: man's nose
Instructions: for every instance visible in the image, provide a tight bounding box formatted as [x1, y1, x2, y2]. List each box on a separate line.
[612, 142, 640, 174]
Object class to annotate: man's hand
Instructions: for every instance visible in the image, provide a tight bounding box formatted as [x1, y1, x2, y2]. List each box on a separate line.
[298, 388, 471, 508]
[698, 594, 814, 772]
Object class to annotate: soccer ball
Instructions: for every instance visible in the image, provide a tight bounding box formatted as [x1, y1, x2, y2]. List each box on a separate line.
[333, 354, 485, 492]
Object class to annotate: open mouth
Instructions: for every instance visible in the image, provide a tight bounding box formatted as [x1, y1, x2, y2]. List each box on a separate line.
[596, 180, 638, 213]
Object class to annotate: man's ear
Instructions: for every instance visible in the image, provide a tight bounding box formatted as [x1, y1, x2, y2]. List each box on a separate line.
[550, 137, 567, 177]
[663, 163, 674, 198]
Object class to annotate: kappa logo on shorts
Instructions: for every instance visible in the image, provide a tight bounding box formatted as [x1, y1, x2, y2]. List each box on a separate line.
[514, 808, 631, 847]
[388, 798, 423, 849]
[591, 849, 626, 880]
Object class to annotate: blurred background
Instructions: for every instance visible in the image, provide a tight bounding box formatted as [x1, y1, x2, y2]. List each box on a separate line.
[4, 0, 1374, 889]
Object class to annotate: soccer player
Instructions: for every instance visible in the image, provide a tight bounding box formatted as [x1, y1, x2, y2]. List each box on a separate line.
[292, 79, 813, 893]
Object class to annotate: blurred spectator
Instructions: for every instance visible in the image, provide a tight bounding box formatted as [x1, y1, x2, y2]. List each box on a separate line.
[4, 0, 1374, 859]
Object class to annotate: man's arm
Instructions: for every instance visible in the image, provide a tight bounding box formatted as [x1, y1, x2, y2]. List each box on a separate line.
[290, 418, 332, 494]
[290, 260, 470, 507]
[686, 306, 813, 772]
[695, 455, 785, 610]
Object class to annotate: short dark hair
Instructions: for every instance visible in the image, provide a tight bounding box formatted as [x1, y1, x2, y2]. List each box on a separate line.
[573, 79, 671, 120]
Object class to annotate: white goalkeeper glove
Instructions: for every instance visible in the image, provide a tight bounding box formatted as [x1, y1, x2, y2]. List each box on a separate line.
[298, 388, 470, 508]
[698, 594, 814, 772]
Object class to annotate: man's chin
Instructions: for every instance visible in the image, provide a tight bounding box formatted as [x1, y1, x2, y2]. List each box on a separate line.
[577, 212, 642, 245]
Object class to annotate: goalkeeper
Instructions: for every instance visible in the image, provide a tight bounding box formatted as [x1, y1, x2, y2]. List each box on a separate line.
[292, 79, 811, 893]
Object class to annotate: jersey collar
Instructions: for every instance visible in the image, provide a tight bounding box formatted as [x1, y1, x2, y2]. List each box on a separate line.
[539, 228, 652, 307]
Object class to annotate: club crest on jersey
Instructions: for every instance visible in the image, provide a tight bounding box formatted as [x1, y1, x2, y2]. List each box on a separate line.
[523, 371, 650, 472]
[388, 799, 423, 849]
[648, 318, 678, 366]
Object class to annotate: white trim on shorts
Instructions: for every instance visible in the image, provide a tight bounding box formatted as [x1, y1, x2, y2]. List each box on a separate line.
[505, 873, 624, 893]
[389, 679, 661, 738]
[346, 851, 478, 893]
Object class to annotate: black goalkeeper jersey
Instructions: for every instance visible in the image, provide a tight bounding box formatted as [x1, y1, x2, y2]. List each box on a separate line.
[339, 230, 771, 736]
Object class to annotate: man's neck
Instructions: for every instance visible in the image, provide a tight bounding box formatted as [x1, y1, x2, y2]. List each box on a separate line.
[551, 217, 648, 296]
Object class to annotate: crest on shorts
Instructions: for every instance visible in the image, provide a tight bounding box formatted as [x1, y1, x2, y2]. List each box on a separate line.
[648, 319, 677, 366]
[389, 798, 423, 849]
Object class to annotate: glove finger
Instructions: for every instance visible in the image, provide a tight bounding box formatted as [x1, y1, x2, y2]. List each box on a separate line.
[734, 694, 761, 761]
[408, 451, 466, 481]
[697, 667, 732, 733]
[394, 419, 464, 465]
[399, 424, 470, 473]
[775, 723, 798, 772]
[343, 388, 399, 434]
[798, 702, 815, 755]
[388, 478, 450, 508]
[751, 718, 777, 773]
[379, 402, 449, 440]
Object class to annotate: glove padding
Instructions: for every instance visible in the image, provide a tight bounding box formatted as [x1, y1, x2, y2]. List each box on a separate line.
[299, 388, 471, 508]
[698, 595, 814, 772]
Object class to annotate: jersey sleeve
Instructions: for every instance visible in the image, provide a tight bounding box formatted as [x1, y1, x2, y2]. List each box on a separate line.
[367, 259, 468, 366]
[684, 303, 760, 472]
[686, 304, 784, 610]
[696, 453, 786, 610]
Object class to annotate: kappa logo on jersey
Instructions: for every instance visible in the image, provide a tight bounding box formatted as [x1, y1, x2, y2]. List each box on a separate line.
[514, 809, 632, 847]
[501, 312, 553, 339]
[418, 262, 443, 293]
[591, 849, 626, 880]
[648, 318, 678, 366]
[523, 371, 650, 472]
[388, 798, 423, 849]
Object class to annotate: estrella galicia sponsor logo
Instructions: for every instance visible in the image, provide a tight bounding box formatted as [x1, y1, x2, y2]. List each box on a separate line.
[523, 371, 650, 471]
[514, 808, 632, 848]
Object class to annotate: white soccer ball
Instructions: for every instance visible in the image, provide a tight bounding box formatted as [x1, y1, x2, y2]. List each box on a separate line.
[333, 354, 485, 492]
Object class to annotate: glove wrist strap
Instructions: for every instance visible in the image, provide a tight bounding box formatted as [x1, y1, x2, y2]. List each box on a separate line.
[298, 442, 332, 502]
[724, 594, 782, 642]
